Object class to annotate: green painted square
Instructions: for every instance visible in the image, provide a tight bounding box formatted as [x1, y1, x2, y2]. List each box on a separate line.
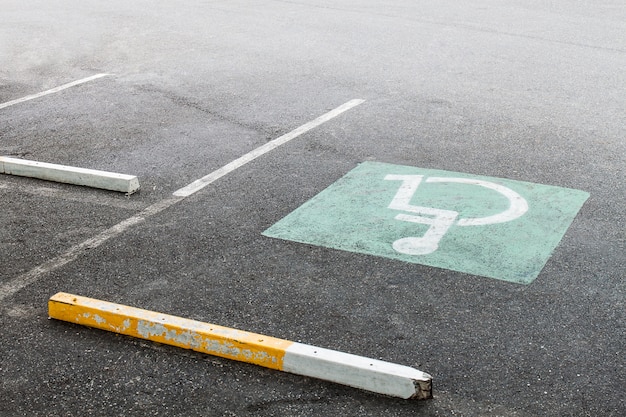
[263, 162, 589, 284]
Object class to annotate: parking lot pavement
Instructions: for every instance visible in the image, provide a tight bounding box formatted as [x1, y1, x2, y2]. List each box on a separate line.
[1, 1, 624, 416]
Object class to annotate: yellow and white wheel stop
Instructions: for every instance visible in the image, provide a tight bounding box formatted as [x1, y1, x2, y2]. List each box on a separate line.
[48, 292, 432, 400]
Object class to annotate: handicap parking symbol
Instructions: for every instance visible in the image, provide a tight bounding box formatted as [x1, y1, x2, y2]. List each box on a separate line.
[384, 174, 529, 255]
[263, 162, 589, 284]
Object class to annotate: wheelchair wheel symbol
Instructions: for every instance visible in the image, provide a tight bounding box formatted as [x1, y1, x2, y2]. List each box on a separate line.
[385, 175, 529, 255]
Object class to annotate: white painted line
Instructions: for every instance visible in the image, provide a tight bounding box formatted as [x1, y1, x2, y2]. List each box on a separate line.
[0, 73, 110, 110]
[0, 182, 144, 210]
[0, 197, 181, 302]
[0, 100, 364, 301]
[49, 292, 432, 399]
[173, 99, 366, 197]
[0, 157, 140, 194]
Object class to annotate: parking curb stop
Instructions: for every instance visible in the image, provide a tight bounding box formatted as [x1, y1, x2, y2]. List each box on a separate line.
[0, 156, 140, 194]
[48, 292, 432, 400]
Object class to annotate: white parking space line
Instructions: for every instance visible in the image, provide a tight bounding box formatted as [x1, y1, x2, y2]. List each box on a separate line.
[0, 182, 144, 210]
[173, 99, 366, 197]
[0, 73, 110, 110]
[0, 99, 365, 302]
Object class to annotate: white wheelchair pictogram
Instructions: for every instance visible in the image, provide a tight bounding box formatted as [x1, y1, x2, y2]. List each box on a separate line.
[384, 175, 529, 255]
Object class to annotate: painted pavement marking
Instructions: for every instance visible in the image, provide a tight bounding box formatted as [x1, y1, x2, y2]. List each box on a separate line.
[0, 99, 364, 301]
[263, 161, 590, 284]
[0, 73, 110, 110]
[0, 181, 143, 210]
[173, 99, 365, 197]
[385, 174, 529, 255]
[49, 292, 432, 400]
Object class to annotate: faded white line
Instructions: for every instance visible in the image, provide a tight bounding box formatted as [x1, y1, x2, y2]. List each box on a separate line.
[0, 196, 182, 302]
[0, 99, 365, 301]
[0, 73, 110, 110]
[173, 99, 366, 197]
[0, 182, 144, 210]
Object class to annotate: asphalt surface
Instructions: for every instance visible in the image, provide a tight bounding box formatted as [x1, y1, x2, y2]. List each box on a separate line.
[1, 1, 624, 416]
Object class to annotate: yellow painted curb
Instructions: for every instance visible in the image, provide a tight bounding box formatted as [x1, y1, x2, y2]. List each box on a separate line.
[49, 292, 292, 369]
[48, 292, 432, 399]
